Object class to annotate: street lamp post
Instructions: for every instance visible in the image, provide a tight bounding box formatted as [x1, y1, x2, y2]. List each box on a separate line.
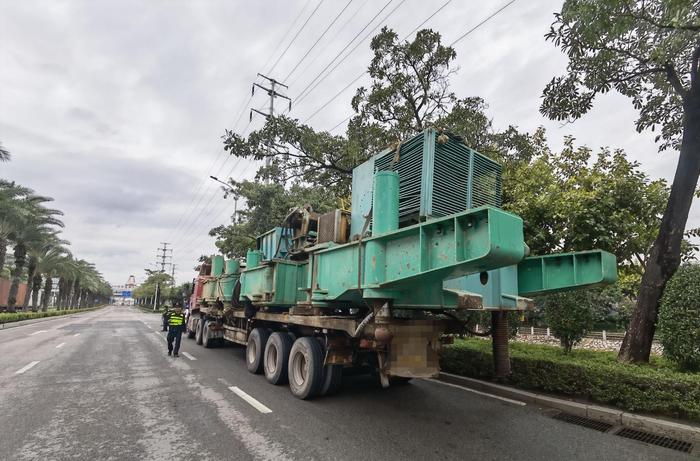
[210, 175, 239, 222]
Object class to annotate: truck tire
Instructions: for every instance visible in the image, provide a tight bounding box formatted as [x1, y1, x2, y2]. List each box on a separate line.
[195, 318, 204, 345]
[288, 337, 324, 400]
[320, 364, 343, 396]
[246, 328, 270, 374]
[186, 318, 196, 339]
[202, 321, 215, 348]
[264, 332, 293, 385]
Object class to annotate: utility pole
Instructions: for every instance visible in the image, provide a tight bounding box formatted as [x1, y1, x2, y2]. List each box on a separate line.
[154, 243, 172, 311]
[250, 73, 291, 183]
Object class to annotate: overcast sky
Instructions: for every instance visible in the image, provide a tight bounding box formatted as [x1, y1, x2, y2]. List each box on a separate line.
[1, 0, 697, 286]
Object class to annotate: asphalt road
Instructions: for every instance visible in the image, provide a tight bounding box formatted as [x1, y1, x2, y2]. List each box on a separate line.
[0, 305, 692, 461]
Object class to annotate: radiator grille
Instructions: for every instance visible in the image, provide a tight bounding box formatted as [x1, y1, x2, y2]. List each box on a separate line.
[374, 133, 425, 224]
[374, 130, 501, 227]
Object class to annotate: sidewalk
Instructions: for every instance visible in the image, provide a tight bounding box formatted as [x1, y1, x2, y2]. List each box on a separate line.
[437, 371, 700, 447]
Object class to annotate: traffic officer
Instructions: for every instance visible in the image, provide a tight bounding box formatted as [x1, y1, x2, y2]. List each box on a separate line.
[166, 303, 186, 357]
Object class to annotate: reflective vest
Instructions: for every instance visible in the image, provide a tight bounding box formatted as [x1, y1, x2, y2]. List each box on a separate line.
[168, 313, 185, 326]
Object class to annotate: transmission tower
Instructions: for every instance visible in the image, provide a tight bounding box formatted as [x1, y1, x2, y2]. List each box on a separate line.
[250, 73, 292, 182]
[157, 242, 173, 273]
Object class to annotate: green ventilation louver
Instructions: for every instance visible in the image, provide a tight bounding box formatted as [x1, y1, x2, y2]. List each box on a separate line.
[350, 129, 502, 235]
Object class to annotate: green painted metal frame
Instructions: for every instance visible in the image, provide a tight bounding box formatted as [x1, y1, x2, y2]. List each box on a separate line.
[310, 206, 526, 305]
[517, 250, 617, 297]
[239, 260, 308, 306]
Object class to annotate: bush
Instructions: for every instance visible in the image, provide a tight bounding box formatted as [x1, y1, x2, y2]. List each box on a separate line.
[658, 264, 700, 371]
[440, 338, 700, 421]
[0, 307, 100, 324]
[538, 290, 597, 353]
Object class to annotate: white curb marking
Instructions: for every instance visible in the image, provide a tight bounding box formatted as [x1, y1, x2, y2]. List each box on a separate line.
[29, 330, 48, 336]
[15, 361, 40, 375]
[182, 352, 196, 361]
[55, 342, 65, 349]
[229, 386, 272, 414]
[425, 378, 527, 406]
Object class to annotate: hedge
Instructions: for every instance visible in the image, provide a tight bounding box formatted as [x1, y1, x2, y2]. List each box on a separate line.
[440, 338, 700, 422]
[0, 306, 103, 324]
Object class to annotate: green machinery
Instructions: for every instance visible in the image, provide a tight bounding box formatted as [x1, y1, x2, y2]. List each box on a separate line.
[198, 129, 617, 382]
[233, 129, 616, 312]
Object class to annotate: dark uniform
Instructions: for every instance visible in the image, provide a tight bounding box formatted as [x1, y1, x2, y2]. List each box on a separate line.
[166, 310, 186, 357]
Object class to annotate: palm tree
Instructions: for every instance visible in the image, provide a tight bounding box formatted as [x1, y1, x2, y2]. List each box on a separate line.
[6, 197, 64, 312]
[0, 181, 35, 272]
[27, 239, 70, 311]
[0, 142, 10, 163]
[40, 252, 73, 311]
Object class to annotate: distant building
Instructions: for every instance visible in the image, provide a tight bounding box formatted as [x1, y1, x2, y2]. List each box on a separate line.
[111, 275, 136, 305]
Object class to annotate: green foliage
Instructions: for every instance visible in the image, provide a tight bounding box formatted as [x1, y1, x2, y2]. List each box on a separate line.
[223, 116, 358, 194]
[0, 141, 10, 163]
[352, 27, 457, 138]
[504, 136, 669, 261]
[440, 338, 700, 421]
[658, 264, 700, 370]
[132, 271, 174, 301]
[0, 306, 102, 324]
[538, 290, 598, 353]
[209, 181, 339, 258]
[541, 0, 698, 151]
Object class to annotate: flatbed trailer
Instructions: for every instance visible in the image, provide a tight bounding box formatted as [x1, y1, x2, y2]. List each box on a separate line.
[183, 129, 617, 400]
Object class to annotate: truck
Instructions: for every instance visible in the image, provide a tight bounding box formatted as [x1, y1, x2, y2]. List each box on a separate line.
[185, 129, 617, 400]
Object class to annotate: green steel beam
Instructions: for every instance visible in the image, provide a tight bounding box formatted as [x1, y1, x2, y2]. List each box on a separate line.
[517, 250, 617, 297]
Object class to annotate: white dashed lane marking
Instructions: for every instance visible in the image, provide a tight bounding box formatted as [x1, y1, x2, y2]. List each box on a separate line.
[229, 386, 272, 414]
[15, 361, 40, 375]
[73, 333, 80, 337]
[182, 352, 196, 361]
[29, 330, 48, 336]
[55, 342, 65, 349]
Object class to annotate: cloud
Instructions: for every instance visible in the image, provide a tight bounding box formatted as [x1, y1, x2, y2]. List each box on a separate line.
[1, 0, 696, 284]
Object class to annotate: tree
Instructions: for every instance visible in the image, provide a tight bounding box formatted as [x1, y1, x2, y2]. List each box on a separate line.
[7, 197, 64, 312]
[539, 290, 604, 353]
[35, 246, 70, 311]
[351, 27, 457, 139]
[540, 0, 700, 363]
[210, 181, 338, 258]
[24, 234, 69, 311]
[0, 180, 36, 272]
[0, 141, 9, 163]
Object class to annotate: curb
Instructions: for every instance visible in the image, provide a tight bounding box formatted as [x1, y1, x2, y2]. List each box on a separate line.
[438, 372, 700, 444]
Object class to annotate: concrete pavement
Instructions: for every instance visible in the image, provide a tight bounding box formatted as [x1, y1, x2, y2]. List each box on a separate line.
[0, 305, 691, 460]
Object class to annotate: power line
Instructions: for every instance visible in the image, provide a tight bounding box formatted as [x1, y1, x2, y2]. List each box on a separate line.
[292, 0, 396, 105]
[168, 1, 315, 247]
[282, 0, 355, 83]
[261, 0, 314, 73]
[302, 0, 514, 126]
[449, 0, 517, 47]
[286, 0, 370, 90]
[267, 0, 326, 76]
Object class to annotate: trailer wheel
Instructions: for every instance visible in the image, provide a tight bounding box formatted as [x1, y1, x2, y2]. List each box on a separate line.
[202, 321, 215, 348]
[264, 332, 293, 385]
[195, 318, 204, 345]
[187, 325, 195, 339]
[288, 337, 324, 400]
[320, 364, 343, 396]
[246, 328, 270, 374]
